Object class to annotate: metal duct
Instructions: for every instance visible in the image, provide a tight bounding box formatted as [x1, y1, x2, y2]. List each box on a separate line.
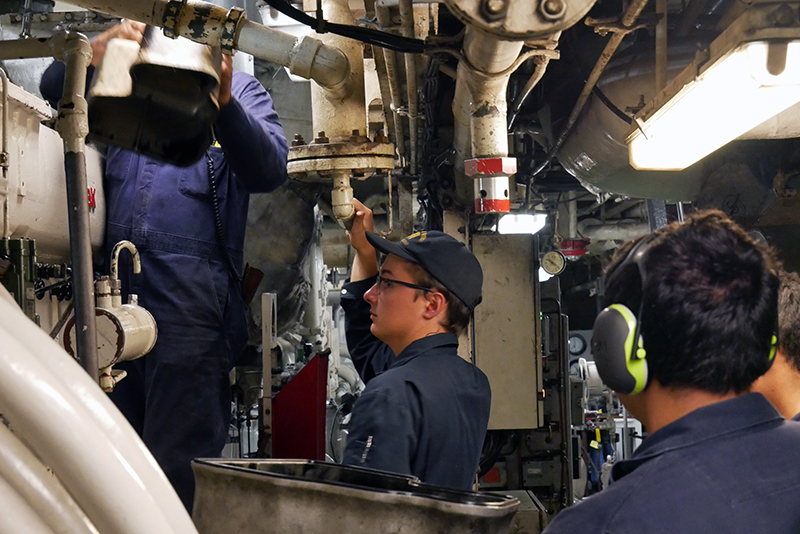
[559, 36, 800, 200]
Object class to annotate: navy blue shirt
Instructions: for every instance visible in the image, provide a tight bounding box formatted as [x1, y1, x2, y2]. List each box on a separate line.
[545, 393, 800, 534]
[340, 276, 491, 490]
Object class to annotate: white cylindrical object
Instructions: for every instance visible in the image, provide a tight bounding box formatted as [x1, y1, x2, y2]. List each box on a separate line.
[0, 474, 56, 534]
[0, 286, 197, 534]
[0, 424, 99, 534]
[1, 83, 105, 263]
[473, 176, 510, 213]
[63, 304, 157, 370]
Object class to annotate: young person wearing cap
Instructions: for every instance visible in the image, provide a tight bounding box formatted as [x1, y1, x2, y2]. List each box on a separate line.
[339, 199, 491, 490]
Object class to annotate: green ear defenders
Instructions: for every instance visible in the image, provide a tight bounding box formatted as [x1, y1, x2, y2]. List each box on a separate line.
[591, 236, 656, 395]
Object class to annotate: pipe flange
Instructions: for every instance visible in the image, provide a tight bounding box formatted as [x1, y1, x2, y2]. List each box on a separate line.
[288, 141, 395, 182]
[162, 0, 186, 39]
[444, 0, 597, 39]
[221, 6, 246, 55]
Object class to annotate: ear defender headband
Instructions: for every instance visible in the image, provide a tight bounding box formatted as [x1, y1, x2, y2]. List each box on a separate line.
[591, 236, 656, 395]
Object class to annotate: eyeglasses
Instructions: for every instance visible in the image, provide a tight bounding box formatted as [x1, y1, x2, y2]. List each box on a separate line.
[376, 275, 433, 294]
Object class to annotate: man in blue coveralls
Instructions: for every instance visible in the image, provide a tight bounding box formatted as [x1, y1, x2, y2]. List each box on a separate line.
[41, 20, 288, 511]
[340, 199, 491, 490]
[544, 211, 800, 534]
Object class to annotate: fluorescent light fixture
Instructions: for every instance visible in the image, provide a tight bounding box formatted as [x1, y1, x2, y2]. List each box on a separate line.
[497, 213, 547, 235]
[539, 267, 553, 282]
[627, 5, 800, 171]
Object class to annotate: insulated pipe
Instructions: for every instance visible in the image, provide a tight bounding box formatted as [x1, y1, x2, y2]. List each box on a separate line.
[0, 474, 55, 534]
[452, 28, 523, 201]
[0, 327, 181, 534]
[64, 0, 351, 94]
[399, 0, 419, 174]
[577, 219, 650, 241]
[534, 0, 651, 175]
[55, 33, 99, 382]
[307, 0, 366, 141]
[0, 287, 197, 534]
[376, 4, 406, 163]
[0, 424, 99, 534]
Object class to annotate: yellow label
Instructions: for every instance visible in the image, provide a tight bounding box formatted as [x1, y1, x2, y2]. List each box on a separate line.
[589, 440, 600, 449]
[595, 428, 602, 442]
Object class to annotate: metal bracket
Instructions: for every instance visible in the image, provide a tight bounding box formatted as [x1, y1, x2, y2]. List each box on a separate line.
[221, 6, 246, 55]
[162, 0, 187, 39]
[585, 13, 661, 36]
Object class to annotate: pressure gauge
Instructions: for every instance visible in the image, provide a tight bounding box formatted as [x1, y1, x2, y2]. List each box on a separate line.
[541, 250, 567, 275]
[568, 333, 587, 356]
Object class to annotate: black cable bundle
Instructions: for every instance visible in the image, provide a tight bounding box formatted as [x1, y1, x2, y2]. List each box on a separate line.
[262, 0, 434, 54]
[207, 152, 243, 283]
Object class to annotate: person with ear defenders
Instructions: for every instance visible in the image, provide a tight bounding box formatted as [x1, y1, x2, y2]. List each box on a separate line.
[543, 210, 800, 534]
[339, 199, 491, 490]
[752, 270, 800, 420]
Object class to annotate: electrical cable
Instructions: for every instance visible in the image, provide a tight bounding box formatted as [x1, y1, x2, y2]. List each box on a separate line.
[261, 0, 436, 54]
[207, 151, 243, 284]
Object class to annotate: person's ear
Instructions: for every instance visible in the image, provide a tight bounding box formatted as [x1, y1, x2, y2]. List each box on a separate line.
[422, 292, 447, 320]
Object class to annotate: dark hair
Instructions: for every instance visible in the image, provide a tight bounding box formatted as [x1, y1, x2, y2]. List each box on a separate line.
[778, 270, 800, 372]
[407, 263, 472, 336]
[602, 210, 780, 394]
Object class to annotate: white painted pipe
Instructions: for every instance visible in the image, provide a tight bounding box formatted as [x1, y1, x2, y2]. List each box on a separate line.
[0, 327, 177, 534]
[0, 424, 99, 534]
[0, 287, 197, 534]
[0, 474, 56, 534]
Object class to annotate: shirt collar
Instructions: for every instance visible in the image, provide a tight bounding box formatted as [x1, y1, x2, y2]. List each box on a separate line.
[393, 332, 459, 367]
[612, 393, 782, 480]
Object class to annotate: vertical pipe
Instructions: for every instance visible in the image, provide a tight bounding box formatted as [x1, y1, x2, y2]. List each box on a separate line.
[399, 0, 419, 174]
[376, 5, 407, 165]
[567, 191, 577, 239]
[309, 0, 365, 141]
[655, 0, 668, 91]
[55, 33, 98, 382]
[0, 67, 8, 239]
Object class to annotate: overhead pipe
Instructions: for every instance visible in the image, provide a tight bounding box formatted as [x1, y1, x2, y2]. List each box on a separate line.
[533, 0, 651, 176]
[507, 32, 561, 131]
[0, 32, 99, 382]
[65, 0, 351, 97]
[399, 0, 419, 175]
[0, 288, 197, 534]
[0, 423, 99, 534]
[578, 218, 650, 241]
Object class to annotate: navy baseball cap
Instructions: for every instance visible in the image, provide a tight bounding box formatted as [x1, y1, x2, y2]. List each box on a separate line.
[365, 230, 483, 311]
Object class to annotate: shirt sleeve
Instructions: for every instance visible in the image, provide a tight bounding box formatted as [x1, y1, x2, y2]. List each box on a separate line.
[214, 71, 289, 194]
[39, 60, 95, 107]
[341, 387, 418, 477]
[340, 276, 394, 384]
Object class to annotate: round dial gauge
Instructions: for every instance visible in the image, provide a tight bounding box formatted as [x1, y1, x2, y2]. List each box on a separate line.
[568, 333, 587, 356]
[541, 250, 567, 275]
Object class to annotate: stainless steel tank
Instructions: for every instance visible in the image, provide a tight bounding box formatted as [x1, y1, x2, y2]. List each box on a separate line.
[192, 459, 520, 534]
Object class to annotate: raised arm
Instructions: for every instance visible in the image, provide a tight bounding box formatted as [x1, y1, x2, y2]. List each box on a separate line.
[215, 67, 289, 193]
[349, 198, 378, 281]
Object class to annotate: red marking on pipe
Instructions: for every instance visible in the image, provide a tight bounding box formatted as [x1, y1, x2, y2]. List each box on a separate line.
[87, 187, 96, 210]
[474, 198, 511, 213]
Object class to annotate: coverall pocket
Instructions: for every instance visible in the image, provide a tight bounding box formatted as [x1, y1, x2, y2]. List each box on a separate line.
[178, 146, 227, 201]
